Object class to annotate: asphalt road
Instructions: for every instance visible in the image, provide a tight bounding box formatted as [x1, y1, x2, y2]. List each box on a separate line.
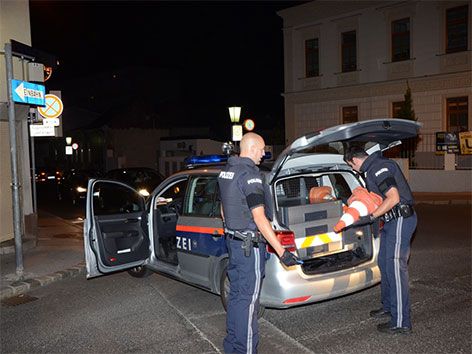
[1, 203, 470, 353]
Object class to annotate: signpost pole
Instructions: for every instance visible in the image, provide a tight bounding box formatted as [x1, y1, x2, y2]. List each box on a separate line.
[5, 42, 24, 278]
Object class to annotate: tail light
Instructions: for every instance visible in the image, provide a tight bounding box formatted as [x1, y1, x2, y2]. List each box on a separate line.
[267, 230, 296, 253]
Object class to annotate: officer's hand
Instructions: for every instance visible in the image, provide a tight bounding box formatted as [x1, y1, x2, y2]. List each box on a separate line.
[279, 250, 303, 267]
[352, 214, 376, 227]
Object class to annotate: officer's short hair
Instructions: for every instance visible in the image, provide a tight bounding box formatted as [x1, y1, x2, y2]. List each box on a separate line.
[344, 145, 368, 163]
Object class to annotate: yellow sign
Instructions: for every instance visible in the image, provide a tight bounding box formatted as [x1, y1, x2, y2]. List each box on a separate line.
[38, 94, 63, 119]
[459, 131, 472, 155]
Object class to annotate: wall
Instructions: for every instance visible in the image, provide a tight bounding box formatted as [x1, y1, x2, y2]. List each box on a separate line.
[410, 170, 472, 192]
[0, 0, 33, 242]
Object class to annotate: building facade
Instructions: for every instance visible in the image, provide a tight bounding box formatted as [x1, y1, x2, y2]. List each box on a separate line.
[0, 0, 35, 243]
[278, 0, 471, 170]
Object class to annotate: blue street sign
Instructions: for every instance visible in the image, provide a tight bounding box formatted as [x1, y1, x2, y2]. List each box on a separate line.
[11, 79, 46, 106]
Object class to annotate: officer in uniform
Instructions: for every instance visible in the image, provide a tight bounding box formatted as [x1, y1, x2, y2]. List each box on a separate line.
[344, 145, 417, 335]
[218, 132, 301, 353]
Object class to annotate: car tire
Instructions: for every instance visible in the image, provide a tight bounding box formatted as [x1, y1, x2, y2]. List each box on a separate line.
[127, 265, 152, 278]
[219, 264, 265, 318]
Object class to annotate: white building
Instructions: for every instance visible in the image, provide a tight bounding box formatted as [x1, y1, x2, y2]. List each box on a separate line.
[278, 0, 471, 176]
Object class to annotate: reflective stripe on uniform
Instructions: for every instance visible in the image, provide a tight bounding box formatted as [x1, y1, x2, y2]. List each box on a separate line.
[295, 232, 342, 249]
[247, 248, 261, 354]
[394, 216, 404, 327]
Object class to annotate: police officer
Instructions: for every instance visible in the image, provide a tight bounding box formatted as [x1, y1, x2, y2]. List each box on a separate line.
[344, 145, 417, 335]
[218, 133, 301, 353]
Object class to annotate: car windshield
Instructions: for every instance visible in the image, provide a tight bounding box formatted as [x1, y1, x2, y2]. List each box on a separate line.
[105, 169, 162, 186]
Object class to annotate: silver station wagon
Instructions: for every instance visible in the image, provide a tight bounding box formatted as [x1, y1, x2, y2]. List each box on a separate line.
[84, 119, 420, 313]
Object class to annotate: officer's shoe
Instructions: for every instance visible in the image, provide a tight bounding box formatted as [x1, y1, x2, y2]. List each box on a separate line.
[377, 322, 412, 335]
[369, 308, 391, 319]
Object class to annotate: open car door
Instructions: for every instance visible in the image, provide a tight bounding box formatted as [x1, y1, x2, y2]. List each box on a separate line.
[84, 179, 150, 279]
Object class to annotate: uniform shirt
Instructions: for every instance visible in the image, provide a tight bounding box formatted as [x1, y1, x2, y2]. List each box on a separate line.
[218, 156, 265, 231]
[360, 151, 414, 205]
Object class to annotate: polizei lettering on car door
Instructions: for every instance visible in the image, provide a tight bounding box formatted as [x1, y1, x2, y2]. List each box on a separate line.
[176, 236, 192, 251]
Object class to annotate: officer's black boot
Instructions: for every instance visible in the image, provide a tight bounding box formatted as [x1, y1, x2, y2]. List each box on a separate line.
[369, 308, 391, 319]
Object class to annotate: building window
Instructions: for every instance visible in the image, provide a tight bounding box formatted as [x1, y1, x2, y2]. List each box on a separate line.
[447, 97, 468, 134]
[341, 31, 357, 72]
[446, 5, 468, 53]
[392, 101, 405, 118]
[392, 18, 410, 61]
[305, 38, 319, 77]
[342, 106, 358, 124]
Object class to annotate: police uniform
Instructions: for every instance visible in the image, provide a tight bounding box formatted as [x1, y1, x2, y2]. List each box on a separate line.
[218, 156, 267, 354]
[361, 151, 417, 330]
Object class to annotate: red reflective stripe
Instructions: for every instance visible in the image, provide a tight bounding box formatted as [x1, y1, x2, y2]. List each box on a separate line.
[176, 224, 224, 235]
[283, 296, 311, 304]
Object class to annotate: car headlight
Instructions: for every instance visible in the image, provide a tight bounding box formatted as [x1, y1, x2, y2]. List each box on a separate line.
[76, 186, 87, 193]
[138, 189, 150, 197]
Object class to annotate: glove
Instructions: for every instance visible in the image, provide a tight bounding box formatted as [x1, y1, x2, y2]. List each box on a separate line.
[279, 250, 303, 266]
[351, 214, 376, 227]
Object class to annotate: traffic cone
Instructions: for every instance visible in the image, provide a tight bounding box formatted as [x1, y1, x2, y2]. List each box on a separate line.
[333, 187, 383, 233]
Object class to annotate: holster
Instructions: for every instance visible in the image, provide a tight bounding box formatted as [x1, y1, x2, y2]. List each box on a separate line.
[383, 204, 414, 222]
[226, 229, 264, 257]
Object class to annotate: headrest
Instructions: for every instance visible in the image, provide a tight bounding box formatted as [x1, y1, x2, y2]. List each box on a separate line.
[309, 186, 333, 203]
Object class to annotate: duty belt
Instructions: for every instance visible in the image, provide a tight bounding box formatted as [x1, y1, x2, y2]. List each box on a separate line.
[383, 204, 414, 223]
[225, 229, 265, 257]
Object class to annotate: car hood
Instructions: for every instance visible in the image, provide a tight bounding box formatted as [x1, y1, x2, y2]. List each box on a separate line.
[268, 119, 421, 183]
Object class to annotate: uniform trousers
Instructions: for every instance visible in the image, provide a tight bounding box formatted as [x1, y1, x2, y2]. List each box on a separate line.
[224, 237, 266, 354]
[378, 213, 417, 328]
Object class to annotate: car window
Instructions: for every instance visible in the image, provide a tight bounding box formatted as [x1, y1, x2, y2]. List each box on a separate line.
[183, 176, 220, 217]
[275, 172, 359, 208]
[156, 178, 189, 215]
[92, 181, 144, 215]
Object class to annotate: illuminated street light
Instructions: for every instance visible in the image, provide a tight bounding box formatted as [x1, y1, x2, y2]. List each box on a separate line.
[65, 136, 72, 145]
[228, 106, 241, 123]
[228, 106, 243, 144]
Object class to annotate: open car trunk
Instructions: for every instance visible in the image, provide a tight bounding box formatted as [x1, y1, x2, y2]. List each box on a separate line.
[275, 170, 374, 275]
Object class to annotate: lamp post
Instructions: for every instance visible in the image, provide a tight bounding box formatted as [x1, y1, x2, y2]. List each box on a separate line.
[228, 106, 242, 149]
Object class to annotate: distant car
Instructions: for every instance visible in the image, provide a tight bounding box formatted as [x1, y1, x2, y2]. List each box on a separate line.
[35, 167, 62, 184]
[58, 169, 102, 205]
[104, 168, 164, 198]
[83, 119, 420, 312]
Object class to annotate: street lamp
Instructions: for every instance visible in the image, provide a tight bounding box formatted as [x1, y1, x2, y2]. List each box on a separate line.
[228, 106, 243, 147]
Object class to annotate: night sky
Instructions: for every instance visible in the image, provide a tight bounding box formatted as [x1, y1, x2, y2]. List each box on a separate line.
[29, 0, 305, 140]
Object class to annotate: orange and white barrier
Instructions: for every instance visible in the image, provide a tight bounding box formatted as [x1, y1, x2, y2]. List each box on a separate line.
[333, 187, 383, 233]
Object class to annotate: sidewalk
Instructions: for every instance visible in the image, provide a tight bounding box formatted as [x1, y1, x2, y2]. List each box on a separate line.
[1, 192, 470, 301]
[0, 210, 85, 300]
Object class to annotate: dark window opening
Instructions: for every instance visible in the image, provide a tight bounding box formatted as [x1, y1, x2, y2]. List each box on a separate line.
[342, 30, 357, 72]
[392, 18, 410, 61]
[446, 5, 468, 53]
[342, 106, 358, 124]
[392, 101, 405, 118]
[447, 97, 469, 134]
[305, 38, 319, 77]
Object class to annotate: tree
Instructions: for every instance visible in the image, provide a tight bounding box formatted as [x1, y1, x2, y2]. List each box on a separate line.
[397, 81, 417, 121]
[397, 81, 419, 164]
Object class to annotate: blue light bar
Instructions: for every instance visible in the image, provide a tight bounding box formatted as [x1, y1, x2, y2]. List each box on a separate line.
[184, 154, 229, 165]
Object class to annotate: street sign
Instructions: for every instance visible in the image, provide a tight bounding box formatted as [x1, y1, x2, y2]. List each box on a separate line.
[29, 124, 55, 137]
[243, 119, 255, 131]
[38, 94, 63, 119]
[65, 146, 73, 155]
[232, 125, 243, 142]
[11, 79, 46, 106]
[43, 118, 60, 127]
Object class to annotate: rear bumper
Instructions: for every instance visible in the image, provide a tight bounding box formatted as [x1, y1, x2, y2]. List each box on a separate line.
[260, 257, 380, 308]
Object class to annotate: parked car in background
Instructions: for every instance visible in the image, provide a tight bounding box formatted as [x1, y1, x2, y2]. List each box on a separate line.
[35, 167, 63, 184]
[104, 167, 164, 198]
[83, 119, 420, 313]
[58, 169, 102, 205]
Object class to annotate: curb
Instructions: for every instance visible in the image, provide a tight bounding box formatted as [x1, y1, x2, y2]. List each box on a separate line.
[0, 262, 86, 301]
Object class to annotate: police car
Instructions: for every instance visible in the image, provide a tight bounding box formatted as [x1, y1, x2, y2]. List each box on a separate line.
[83, 119, 420, 312]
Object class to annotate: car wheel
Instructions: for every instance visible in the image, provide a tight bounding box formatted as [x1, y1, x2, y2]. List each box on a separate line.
[127, 265, 152, 278]
[219, 264, 265, 318]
